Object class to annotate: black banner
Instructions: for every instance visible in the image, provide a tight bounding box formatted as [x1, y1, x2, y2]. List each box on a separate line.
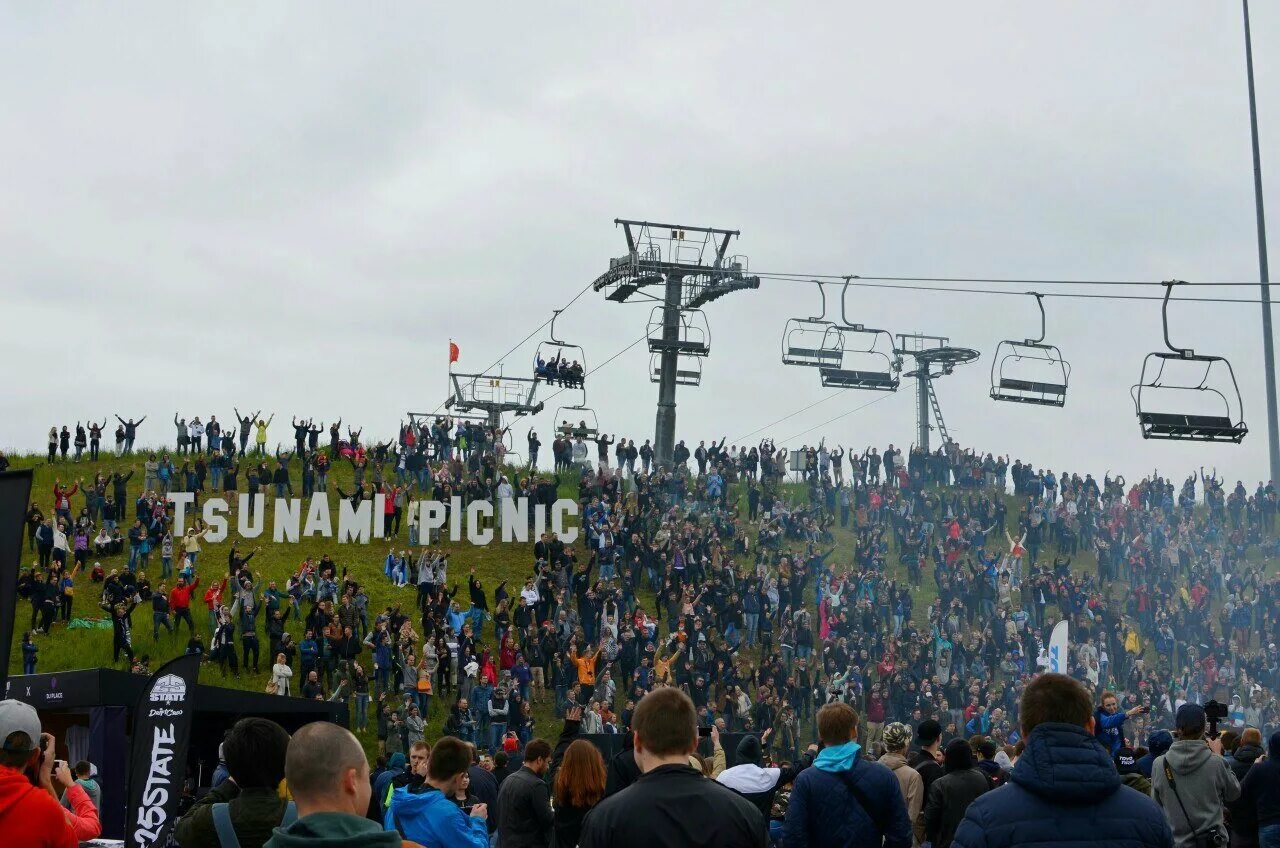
[127, 652, 201, 848]
[0, 470, 34, 700]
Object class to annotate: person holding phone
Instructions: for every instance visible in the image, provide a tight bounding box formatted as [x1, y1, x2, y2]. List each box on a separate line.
[1095, 691, 1147, 758]
[0, 700, 100, 846]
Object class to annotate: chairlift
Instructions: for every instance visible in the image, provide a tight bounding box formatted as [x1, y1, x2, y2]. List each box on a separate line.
[647, 307, 710, 356]
[989, 293, 1071, 407]
[533, 310, 586, 389]
[781, 281, 846, 368]
[1131, 281, 1247, 443]
[818, 279, 902, 391]
[649, 352, 702, 386]
[555, 406, 599, 440]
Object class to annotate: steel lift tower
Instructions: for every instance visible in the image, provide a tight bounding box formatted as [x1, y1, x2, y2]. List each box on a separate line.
[896, 333, 979, 453]
[591, 219, 760, 468]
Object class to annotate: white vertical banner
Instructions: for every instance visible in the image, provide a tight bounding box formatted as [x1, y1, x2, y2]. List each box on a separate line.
[1048, 619, 1069, 674]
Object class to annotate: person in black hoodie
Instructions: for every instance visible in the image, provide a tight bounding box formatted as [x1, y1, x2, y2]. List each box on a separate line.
[1237, 730, 1280, 848]
[923, 739, 990, 848]
[715, 729, 816, 832]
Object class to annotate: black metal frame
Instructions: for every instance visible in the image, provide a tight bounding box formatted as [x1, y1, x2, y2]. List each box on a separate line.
[555, 406, 599, 439]
[990, 293, 1071, 407]
[1131, 281, 1247, 443]
[646, 306, 710, 356]
[782, 281, 846, 368]
[649, 352, 701, 386]
[819, 279, 901, 391]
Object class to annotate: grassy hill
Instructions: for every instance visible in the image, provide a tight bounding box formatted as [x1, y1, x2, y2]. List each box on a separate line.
[5, 446, 1116, 756]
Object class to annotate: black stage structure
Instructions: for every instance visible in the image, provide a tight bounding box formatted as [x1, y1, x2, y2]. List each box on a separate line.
[3, 668, 347, 840]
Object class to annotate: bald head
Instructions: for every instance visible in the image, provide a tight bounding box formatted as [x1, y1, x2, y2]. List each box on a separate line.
[285, 722, 369, 813]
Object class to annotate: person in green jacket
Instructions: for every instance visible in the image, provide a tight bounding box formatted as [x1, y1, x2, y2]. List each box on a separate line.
[175, 718, 292, 848]
[266, 722, 408, 848]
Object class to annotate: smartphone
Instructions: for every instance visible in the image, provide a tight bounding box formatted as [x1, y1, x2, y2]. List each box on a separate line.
[698, 726, 712, 738]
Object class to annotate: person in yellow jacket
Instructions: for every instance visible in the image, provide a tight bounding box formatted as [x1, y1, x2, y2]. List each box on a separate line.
[255, 414, 274, 456]
[1124, 626, 1142, 657]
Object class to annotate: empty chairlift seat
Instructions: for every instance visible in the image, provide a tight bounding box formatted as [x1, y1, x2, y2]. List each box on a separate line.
[647, 307, 710, 356]
[989, 294, 1070, 407]
[819, 325, 901, 392]
[1130, 281, 1247, 444]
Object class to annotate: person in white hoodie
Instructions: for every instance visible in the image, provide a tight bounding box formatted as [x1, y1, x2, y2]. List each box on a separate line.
[716, 729, 817, 838]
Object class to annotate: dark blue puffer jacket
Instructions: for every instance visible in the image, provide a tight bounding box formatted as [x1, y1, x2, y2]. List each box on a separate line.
[951, 723, 1173, 848]
[783, 750, 912, 848]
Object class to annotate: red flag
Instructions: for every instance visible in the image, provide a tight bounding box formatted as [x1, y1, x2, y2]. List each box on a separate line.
[449, 341, 460, 364]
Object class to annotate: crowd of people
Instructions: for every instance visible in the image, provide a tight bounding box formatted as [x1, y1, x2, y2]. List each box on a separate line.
[8, 410, 1280, 846]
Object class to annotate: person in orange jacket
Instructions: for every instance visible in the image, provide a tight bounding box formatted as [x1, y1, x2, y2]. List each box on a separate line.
[570, 641, 602, 704]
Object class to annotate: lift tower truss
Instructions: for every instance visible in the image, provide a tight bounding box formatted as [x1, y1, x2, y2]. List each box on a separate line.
[591, 219, 760, 468]
[896, 333, 980, 454]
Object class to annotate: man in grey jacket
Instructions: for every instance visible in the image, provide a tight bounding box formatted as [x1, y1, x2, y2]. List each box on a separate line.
[1151, 704, 1241, 848]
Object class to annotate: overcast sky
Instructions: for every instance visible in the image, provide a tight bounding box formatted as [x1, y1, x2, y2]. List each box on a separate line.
[4, 2, 1280, 484]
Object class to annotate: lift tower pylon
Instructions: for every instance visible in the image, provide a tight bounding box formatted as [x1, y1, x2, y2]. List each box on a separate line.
[591, 219, 759, 468]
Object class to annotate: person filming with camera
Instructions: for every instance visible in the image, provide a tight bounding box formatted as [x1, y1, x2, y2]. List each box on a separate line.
[1151, 703, 1240, 848]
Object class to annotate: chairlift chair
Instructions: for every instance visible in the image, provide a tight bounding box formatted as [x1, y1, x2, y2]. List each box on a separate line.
[555, 406, 600, 440]
[818, 279, 902, 391]
[647, 307, 710, 356]
[649, 352, 702, 386]
[1131, 281, 1247, 443]
[990, 293, 1071, 407]
[781, 281, 846, 368]
[533, 310, 587, 389]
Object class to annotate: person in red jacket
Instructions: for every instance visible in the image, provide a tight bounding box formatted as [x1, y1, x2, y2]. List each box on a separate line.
[203, 577, 229, 634]
[169, 574, 201, 634]
[0, 700, 100, 848]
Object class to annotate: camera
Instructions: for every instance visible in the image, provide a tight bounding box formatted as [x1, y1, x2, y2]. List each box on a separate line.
[1204, 699, 1228, 734]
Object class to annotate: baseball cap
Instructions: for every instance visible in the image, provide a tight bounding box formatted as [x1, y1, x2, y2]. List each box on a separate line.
[916, 718, 942, 743]
[1115, 746, 1139, 775]
[503, 736, 519, 754]
[0, 700, 42, 753]
[883, 723, 912, 751]
[1176, 703, 1206, 733]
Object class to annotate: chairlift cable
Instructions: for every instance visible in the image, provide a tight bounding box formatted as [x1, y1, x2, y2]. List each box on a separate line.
[428, 279, 597, 415]
[780, 392, 898, 444]
[756, 275, 1270, 305]
[754, 271, 1268, 288]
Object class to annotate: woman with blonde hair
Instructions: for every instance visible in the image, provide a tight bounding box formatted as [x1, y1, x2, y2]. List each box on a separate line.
[272, 652, 293, 696]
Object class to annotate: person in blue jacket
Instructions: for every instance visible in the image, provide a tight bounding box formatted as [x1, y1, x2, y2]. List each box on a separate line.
[1094, 690, 1148, 757]
[387, 736, 489, 848]
[1136, 730, 1174, 780]
[951, 673, 1172, 848]
[783, 701, 912, 848]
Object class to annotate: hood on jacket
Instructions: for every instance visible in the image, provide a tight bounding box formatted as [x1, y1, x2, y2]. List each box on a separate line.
[1164, 738, 1213, 776]
[944, 738, 975, 772]
[736, 735, 763, 768]
[814, 741, 861, 773]
[266, 812, 401, 848]
[717, 763, 781, 794]
[1233, 743, 1265, 766]
[1146, 730, 1173, 757]
[1008, 722, 1121, 804]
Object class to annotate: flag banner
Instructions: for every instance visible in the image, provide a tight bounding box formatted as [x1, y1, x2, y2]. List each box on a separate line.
[449, 340, 460, 364]
[0, 470, 34, 698]
[127, 652, 201, 848]
[1047, 619, 1069, 674]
